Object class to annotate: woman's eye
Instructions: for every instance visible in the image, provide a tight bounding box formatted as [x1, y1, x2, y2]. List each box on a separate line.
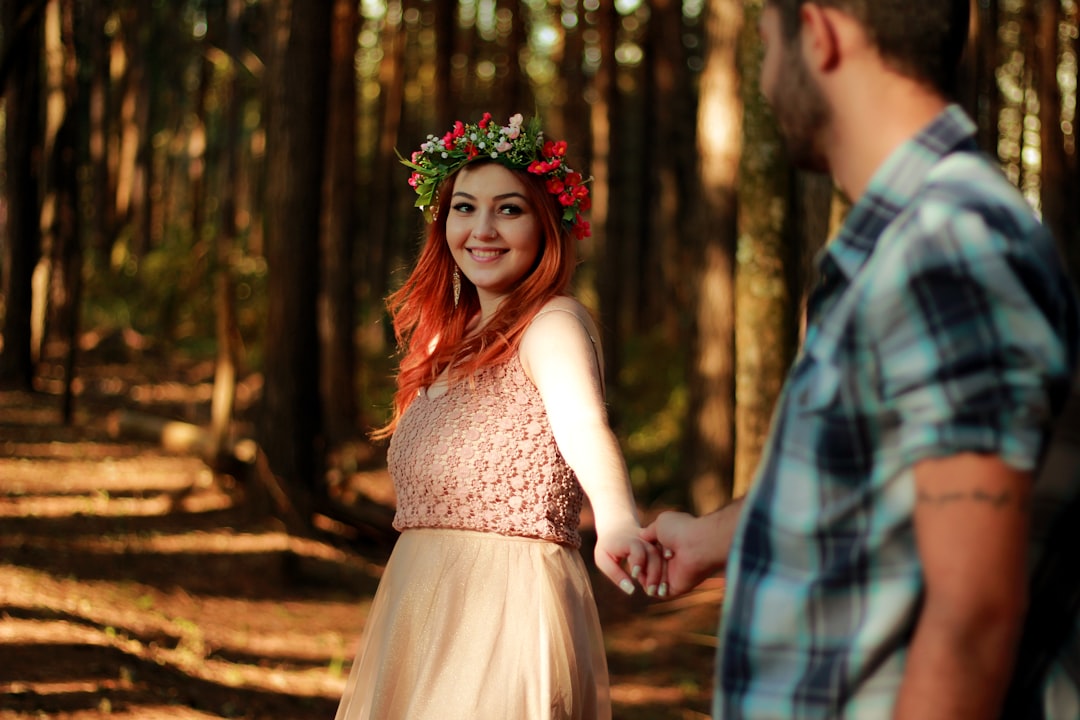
[498, 204, 523, 216]
[451, 202, 474, 213]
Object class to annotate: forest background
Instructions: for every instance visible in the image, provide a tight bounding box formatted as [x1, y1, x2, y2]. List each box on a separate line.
[0, 0, 1078, 718]
[2, 0, 1079, 521]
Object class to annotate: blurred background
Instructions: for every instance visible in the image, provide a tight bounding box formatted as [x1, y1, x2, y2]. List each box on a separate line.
[0, 0, 1077, 717]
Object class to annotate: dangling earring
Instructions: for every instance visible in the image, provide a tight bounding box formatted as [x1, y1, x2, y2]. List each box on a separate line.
[452, 267, 461, 308]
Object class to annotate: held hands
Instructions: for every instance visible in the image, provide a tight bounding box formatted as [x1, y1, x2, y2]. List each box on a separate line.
[639, 510, 726, 599]
[593, 524, 665, 598]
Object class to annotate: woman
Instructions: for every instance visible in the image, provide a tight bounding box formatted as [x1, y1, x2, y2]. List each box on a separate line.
[333, 113, 662, 720]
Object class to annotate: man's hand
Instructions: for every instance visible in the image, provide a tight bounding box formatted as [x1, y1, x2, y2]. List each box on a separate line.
[641, 500, 744, 598]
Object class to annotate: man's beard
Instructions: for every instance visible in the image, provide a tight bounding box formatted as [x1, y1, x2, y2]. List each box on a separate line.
[770, 44, 831, 174]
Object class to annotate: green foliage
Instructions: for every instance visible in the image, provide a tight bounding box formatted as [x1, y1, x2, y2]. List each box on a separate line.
[610, 330, 689, 507]
[82, 229, 268, 369]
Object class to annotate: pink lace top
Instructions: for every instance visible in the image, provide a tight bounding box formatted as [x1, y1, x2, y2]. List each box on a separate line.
[387, 354, 584, 548]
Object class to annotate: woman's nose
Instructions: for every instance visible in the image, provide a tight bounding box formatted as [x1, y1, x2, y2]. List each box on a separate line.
[471, 215, 498, 239]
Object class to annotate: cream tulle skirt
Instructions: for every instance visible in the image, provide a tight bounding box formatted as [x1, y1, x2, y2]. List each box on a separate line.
[333, 528, 611, 720]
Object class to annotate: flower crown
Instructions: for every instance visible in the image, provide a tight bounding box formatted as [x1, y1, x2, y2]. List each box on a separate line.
[400, 113, 592, 240]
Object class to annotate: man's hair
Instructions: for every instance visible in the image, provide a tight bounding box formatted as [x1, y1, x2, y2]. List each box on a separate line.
[768, 0, 970, 97]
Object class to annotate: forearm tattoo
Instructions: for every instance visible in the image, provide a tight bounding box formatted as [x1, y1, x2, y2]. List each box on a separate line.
[916, 488, 1021, 510]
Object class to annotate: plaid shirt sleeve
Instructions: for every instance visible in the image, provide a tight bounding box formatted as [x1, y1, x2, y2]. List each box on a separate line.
[868, 176, 1076, 472]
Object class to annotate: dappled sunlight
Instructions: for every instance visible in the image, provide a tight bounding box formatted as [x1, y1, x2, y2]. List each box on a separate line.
[0, 490, 233, 519]
[0, 379, 718, 719]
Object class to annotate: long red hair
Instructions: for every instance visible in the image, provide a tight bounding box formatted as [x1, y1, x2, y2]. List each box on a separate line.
[372, 161, 578, 439]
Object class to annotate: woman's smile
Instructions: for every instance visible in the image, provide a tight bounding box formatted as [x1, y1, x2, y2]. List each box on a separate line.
[446, 163, 542, 315]
[465, 247, 509, 261]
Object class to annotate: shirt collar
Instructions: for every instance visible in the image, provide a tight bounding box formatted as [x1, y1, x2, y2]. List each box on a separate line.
[818, 104, 980, 281]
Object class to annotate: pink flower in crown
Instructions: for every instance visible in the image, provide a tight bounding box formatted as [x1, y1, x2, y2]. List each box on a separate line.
[504, 113, 524, 139]
[496, 140, 512, 153]
[409, 172, 421, 188]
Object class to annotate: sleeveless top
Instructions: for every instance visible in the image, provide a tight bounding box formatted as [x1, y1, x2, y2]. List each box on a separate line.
[387, 354, 585, 548]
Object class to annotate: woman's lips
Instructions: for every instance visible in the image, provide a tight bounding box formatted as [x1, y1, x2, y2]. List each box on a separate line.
[466, 248, 508, 261]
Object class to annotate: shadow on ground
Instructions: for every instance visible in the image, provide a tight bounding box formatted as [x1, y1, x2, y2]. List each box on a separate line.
[0, 372, 719, 720]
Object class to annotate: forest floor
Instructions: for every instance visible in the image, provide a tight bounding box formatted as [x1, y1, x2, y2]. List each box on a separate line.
[0, 344, 722, 720]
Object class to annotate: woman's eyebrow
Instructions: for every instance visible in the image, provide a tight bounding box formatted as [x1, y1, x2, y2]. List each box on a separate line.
[451, 190, 527, 202]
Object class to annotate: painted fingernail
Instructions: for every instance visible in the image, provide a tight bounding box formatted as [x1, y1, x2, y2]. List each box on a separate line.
[647, 584, 657, 597]
[658, 583, 668, 598]
[631, 565, 641, 579]
[620, 579, 635, 595]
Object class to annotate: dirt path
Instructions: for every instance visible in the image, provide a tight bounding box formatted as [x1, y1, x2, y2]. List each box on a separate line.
[0, 386, 721, 720]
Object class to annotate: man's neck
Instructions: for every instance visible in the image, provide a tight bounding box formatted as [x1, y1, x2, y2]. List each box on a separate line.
[825, 72, 950, 202]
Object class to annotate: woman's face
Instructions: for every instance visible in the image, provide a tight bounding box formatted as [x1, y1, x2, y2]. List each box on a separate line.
[445, 163, 543, 314]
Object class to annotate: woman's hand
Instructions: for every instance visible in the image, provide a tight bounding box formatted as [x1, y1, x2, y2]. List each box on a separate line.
[594, 523, 665, 597]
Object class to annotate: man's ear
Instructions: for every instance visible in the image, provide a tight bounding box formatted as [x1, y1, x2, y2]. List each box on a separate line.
[798, 3, 841, 72]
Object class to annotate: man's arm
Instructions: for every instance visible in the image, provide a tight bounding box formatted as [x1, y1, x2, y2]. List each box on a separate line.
[893, 453, 1030, 720]
[641, 498, 745, 597]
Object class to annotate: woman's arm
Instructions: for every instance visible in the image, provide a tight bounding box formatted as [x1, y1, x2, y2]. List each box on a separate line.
[520, 298, 662, 596]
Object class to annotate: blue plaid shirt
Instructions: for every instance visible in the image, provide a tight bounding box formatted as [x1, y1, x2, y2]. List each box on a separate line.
[715, 105, 1080, 719]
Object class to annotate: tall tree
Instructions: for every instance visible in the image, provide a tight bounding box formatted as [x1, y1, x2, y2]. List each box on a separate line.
[593, 0, 621, 386]
[683, 0, 743, 512]
[0, 0, 45, 390]
[1034, 0, 1079, 275]
[85, 0, 111, 267]
[259, 0, 332, 500]
[320, 0, 359, 451]
[44, 0, 83, 423]
[368, 0, 406, 307]
[642, 0, 692, 337]
[208, 0, 248, 464]
[433, 0, 455, 127]
[732, 0, 796, 497]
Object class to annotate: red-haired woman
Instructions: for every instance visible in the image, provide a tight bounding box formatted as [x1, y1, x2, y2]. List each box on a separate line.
[332, 114, 663, 720]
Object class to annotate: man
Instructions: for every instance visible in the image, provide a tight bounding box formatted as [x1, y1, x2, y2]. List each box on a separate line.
[644, 1, 1080, 718]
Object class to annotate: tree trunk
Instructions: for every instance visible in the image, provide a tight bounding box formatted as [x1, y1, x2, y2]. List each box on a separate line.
[793, 173, 838, 339]
[975, 0, 1002, 155]
[369, 0, 406, 305]
[0, 0, 45, 390]
[498, 0, 529, 115]
[733, 0, 794, 498]
[1067, 1, 1080, 281]
[433, 0, 454, 127]
[53, 0, 82, 423]
[208, 0, 247, 465]
[594, 0, 621, 389]
[85, 0, 111, 268]
[684, 0, 742, 512]
[643, 0, 690, 338]
[1034, 0, 1077, 271]
[320, 0, 359, 451]
[260, 0, 332, 506]
[558, 0, 593, 299]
